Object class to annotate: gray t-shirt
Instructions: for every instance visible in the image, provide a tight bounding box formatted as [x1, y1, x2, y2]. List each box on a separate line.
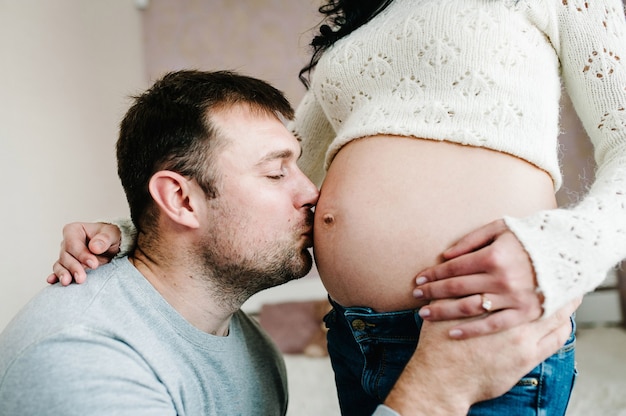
[0, 257, 287, 415]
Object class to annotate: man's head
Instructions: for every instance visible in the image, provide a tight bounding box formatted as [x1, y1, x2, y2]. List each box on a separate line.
[117, 70, 318, 305]
[117, 70, 294, 228]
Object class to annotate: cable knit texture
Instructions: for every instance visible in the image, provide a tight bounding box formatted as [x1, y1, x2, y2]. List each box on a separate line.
[290, 0, 626, 317]
[114, 217, 138, 257]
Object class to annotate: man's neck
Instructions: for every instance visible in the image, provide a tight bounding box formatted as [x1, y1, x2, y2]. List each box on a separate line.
[129, 250, 237, 336]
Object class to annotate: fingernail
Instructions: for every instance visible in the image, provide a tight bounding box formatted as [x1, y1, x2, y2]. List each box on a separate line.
[87, 259, 97, 269]
[449, 329, 463, 338]
[413, 289, 424, 298]
[418, 308, 430, 318]
[92, 240, 105, 251]
[415, 276, 428, 285]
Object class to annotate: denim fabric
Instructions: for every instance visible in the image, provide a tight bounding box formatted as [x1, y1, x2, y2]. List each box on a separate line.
[324, 298, 577, 416]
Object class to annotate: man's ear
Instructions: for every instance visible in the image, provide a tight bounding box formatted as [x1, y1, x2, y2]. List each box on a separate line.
[148, 171, 201, 229]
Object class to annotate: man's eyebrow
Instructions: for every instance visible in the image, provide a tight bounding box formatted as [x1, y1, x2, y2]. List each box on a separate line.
[256, 148, 302, 165]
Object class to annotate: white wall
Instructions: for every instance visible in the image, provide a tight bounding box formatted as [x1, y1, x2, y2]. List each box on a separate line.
[0, 0, 147, 330]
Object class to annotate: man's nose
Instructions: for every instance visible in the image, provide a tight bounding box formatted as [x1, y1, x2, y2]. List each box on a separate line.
[298, 174, 319, 208]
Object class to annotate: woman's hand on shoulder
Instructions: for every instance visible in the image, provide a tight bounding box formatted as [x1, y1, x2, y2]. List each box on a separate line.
[47, 222, 122, 286]
[412, 219, 544, 339]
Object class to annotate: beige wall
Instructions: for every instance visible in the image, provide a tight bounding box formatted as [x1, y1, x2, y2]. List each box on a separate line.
[141, 0, 322, 105]
[0, 0, 146, 330]
[557, 94, 596, 207]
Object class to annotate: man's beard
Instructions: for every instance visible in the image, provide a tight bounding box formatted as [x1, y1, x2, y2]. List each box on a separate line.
[199, 239, 313, 309]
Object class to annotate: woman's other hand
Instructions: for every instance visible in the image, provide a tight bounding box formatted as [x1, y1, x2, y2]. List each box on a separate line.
[47, 222, 121, 286]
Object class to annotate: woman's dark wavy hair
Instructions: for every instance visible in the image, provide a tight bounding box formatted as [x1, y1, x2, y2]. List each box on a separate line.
[299, 0, 393, 88]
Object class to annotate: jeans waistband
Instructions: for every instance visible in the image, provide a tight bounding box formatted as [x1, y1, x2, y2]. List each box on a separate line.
[328, 297, 423, 342]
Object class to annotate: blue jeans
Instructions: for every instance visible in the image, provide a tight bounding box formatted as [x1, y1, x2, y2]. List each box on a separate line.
[324, 298, 577, 416]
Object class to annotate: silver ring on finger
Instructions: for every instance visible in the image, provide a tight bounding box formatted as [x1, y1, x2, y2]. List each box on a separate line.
[480, 294, 493, 313]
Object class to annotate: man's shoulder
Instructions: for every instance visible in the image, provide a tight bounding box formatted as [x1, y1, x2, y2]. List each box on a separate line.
[6, 258, 130, 322]
[0, 320, 176, 415]
[0, 258, 139, 371]
[0, 257, 172, 415]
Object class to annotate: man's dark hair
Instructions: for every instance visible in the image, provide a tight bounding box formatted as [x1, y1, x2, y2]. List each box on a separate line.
[117, 69, 294, 231]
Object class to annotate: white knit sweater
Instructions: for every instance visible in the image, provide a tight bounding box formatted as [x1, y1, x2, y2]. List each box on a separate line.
[290, 0, 626, 317]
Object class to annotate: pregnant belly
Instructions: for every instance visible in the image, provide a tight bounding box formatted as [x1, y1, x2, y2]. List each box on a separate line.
[313, 135, 557, 312]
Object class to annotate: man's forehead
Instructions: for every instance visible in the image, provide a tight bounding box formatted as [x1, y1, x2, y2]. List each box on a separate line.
[213, 109, 301, 163]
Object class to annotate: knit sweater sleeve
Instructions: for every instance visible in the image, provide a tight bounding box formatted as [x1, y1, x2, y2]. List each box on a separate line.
[289, 88, 336, 188]
[111, 217, 137, 258]
[504, 0, 626, 317]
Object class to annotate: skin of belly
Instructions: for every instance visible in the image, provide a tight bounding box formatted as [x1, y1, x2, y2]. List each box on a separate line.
[313, 135, 557, 312]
